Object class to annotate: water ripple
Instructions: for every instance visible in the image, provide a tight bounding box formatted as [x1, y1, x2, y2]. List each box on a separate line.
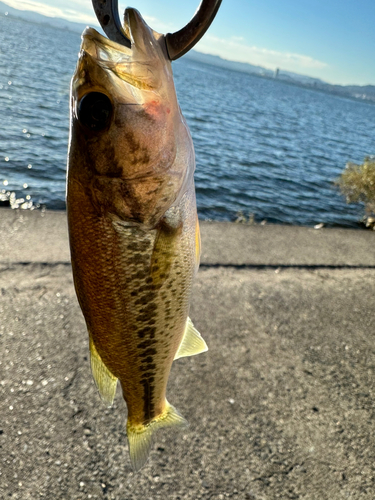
[1, 14, 375, 226]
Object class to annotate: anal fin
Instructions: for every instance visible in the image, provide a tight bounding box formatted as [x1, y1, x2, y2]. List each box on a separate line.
[89, 336, 118, 407]
[174, 317, 208, 360]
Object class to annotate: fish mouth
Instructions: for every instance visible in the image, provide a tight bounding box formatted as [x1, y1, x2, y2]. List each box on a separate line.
[79, 28, 151, 91]
[81, 7, 146, 53]
[79, 9, 162, 91]
[81, 27, 131, 63]
[81, 7, 161, 63]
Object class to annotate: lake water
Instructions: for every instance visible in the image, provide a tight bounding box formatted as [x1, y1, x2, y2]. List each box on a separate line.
[1, 13, 374, 227]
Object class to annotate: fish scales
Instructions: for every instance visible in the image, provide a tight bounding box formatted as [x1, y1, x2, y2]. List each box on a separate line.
[67, 8, 207, 471]
[69, 194, 196, 414]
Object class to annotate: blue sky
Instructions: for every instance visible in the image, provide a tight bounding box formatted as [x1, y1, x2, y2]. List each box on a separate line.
[3, 0, 375, 85]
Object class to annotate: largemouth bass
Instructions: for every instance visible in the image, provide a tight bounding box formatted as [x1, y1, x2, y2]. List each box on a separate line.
[66, 8, 207, 471]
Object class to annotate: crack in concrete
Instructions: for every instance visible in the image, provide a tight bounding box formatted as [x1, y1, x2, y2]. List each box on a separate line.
[200, 263, 375, 270]
[2, 262, 375, 270]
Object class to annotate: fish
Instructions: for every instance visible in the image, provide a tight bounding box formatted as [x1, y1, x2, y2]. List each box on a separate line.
[66, 8, 207, 471]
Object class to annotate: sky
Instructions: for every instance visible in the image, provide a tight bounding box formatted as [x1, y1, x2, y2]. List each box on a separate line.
[2, 0, 375, 85]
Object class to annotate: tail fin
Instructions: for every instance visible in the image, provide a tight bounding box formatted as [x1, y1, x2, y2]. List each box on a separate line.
[127, 401, 188, 472]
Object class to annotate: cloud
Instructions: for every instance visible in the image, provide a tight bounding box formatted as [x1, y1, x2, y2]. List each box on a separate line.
[231, 36, 245, 42]
[3, 0, 175, 33]
[196, 34, 328, 72]
[2, 0, 97, 24]
[1, 0, 328, 75]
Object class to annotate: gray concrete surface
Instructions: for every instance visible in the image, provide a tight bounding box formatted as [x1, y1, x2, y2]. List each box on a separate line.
[1, 208, 375, 499]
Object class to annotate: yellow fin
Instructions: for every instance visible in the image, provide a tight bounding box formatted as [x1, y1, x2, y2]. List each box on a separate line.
[174, 317, 208, 360]
[127, 401, 187, 472]
[89, 336, 118, 407]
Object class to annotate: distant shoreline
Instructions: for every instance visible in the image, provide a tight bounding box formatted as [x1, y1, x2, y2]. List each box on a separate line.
[1, 1, 374, 105]
[184, 53, 375, 106]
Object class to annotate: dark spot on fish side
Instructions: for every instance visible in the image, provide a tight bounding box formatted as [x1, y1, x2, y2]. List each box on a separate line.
[137, 326, 157, 338]
[136, 107, 157, 123]
[140, 302, 158, 315]
[142, 348, 157, 357]
[105, 162, 123, 178]
[134, 270, 148, 280]
[146, 186, 162, 196]
[122, 130, 151, 166]
[137, 341, 156, 350]
[141, 379, 154, 423]
[135, 295, 153, 306]
[137, 313, 153, 323]
[141, 356, 154, 364]
[144, 363, 156, 371]
[127, 242, 140, 251]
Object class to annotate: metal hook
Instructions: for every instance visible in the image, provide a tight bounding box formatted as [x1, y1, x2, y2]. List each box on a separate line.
[165, 0, 222, 60]
[92, 0, 131, 48]
[91, 0, 222, 60]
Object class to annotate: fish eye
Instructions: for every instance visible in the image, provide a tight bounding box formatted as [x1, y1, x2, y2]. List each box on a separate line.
[77, 92, 112, 131]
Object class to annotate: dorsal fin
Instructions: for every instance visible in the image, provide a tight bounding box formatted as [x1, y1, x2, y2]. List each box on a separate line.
[151, 215, 182, 287]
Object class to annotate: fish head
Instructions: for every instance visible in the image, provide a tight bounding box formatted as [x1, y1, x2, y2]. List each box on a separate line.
[68, 8, 193, 226]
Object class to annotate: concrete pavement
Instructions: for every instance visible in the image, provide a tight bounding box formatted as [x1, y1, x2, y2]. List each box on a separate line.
[1, 208, 375, 499]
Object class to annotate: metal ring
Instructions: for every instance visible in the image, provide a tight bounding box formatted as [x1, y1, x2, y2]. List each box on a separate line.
[91, 0, 222, 59]
[91, 0, 131, 48]
[165, 0, 222, 60]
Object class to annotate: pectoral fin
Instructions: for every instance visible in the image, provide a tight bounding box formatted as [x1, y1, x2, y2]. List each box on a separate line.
[174, 317, 208, 360]
[151, 216, 182, 287]
[89, 336, 118, 406]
